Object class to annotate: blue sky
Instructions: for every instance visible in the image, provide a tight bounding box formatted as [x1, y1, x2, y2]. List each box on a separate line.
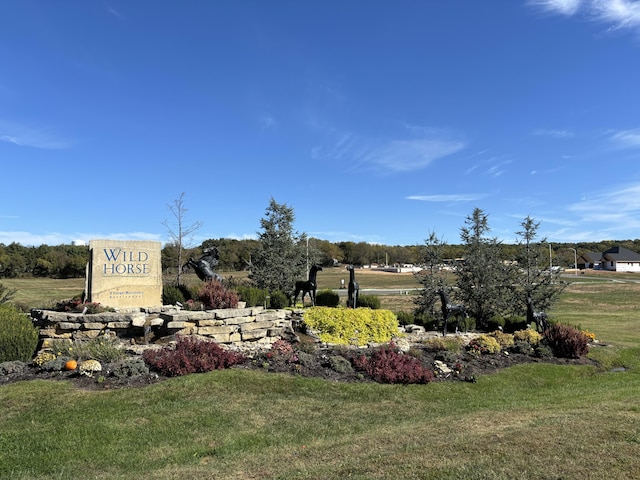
[2, 1, 640, 247]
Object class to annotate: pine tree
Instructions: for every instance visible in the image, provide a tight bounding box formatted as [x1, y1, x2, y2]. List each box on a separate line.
[414, 231, 447, 318]
[249, 198, 307, 294]
[515, 215, 566, 315]
[456, 208, 516, 329]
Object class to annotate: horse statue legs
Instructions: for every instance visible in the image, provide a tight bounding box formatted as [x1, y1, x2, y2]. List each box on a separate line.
[293, 264, 323, 306]
[526, 296, 548, 333]
[347, 265, 359, 308]
[438, 288, 467, 336]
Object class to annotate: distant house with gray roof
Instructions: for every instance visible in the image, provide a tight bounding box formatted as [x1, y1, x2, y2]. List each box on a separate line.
[577, 251, 602, 270]
[599, 246, 640, 272]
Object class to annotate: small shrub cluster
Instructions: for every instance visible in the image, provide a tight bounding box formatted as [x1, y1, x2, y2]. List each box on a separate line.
[352, 343, 435, 384]
[355, 294, 380, 309]
[266, 339, 297, 363]
[466, 334, 502, 354]
[51, 336, 126, 363]
[315, 289, 340, 307]
[544, 324, 590, 358]
[109, 358, 150, 378]
[422, 336, 465, 353]
[489, 330, 515, 349]
[0, 304, 39, 363]
[33, 352, 57, 367]
[0, 360, 27, 375]
[234, 285, 268, 307]
[268, 290, 289, 309]
[395, 311, 414, 326]
[513, 328, 542, 345]
[143, 336, 245, 377]
[162, 285, 185, 305]
[54, 297, 112, 314]
[197, 280, 239, 309]
[303, 307, 399, 346]
[40, 356, 72, 372]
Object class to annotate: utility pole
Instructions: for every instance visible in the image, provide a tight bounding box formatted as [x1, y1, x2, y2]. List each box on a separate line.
[570, 248, 577, 275]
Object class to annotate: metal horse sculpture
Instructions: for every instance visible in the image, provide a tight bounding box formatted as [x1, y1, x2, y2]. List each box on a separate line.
[347, 265, 359, 308]
[182, 247, 223, 282]
[526, 296, 548, 333]
[293, 264, 322, 306]
[438, 288, 468, 336]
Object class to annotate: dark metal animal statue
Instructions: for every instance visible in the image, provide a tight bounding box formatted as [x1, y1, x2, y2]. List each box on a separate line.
[438, 288, 468, 336]
[293, 264, 323, 306]
[526, 296, 548, 333]
[347, 265, 359, 308]
[182, 247, 223, 282]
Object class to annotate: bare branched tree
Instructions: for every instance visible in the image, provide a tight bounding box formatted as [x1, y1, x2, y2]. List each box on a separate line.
[162, 192, 202, 285]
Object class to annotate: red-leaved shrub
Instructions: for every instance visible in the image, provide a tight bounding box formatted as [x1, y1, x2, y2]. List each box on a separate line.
[544, 324, 589, 358]
[143, 336, 245, 377]
[197, 280, 239, 309]
[352, 343, 435, 384]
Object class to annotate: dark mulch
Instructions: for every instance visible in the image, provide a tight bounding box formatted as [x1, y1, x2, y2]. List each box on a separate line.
[0, 341, 600, 391]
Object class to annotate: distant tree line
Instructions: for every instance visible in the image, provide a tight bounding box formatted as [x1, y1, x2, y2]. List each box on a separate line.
[2, 236, 639, 280]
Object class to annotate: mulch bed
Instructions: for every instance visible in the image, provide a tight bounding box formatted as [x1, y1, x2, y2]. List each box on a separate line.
[0, 341, 601, 391]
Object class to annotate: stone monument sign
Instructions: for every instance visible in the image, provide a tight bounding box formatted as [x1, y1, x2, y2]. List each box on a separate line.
[85, 239, 162, 308]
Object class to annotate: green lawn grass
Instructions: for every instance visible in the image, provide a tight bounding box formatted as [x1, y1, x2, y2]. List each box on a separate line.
[1, 273, 640, 479]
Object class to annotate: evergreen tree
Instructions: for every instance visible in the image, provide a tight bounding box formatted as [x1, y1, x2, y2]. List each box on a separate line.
[414, 231, 448, 318]
[249, 198, 307, 294]
[514, 215, 566, 314]
[456, 208, 516, 329]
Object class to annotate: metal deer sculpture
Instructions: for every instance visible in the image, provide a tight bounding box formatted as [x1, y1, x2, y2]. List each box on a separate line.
[182, 247, 223, 282]
[347, 264, 359, 308]
[437, 288, 468, 336]
[526, 295, 548, 333]
[293, 264, 323, 306]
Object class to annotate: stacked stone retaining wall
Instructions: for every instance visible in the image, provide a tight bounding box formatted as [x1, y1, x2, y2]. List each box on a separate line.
[31, 306, 302, 352]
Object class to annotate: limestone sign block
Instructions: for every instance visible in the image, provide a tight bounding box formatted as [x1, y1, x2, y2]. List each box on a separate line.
[86, 240, 162, 308]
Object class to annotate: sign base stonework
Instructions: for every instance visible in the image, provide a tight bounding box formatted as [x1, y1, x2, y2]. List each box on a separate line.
[86, 240, 162, 308]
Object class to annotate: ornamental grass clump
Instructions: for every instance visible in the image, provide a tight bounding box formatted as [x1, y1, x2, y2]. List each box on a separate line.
[351, 343, 435, 384]
[143, 335, 246, 377]
[303, 307, 399, 346]
[0, 304, 39, 363]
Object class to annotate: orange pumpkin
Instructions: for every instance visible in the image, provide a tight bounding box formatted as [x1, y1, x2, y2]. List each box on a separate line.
[64, 359, 78, 371]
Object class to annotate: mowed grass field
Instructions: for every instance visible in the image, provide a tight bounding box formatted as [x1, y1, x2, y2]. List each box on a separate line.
[1, 271, 640, 479]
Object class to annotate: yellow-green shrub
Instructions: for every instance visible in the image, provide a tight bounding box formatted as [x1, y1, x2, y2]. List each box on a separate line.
[303, 307, 399, 346]
[489, 330, 514, 348]
[467, 334, 501, 354]
[513, 328, 542, 345]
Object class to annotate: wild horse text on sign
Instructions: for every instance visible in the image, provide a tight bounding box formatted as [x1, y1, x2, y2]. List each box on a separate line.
[85, 240, 162, 308]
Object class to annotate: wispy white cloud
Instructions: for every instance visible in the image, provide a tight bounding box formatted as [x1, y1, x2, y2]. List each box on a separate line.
[530, 0, 640, 33]
[312, 127, 465, 174]
[465, 155, 511, 178]
[529, 0, 584, 16]
[0, 231, 163, 247]
[363, 138, 465, 173]
[563, 182, 640, 238]
[591, 0, 640, 31]
[407, 193, 488, 202]
[0, 121, 72, 149]
[532, 128, 575, 138]
[609, 127, 640, 147]
[259, 114, 278, 131]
